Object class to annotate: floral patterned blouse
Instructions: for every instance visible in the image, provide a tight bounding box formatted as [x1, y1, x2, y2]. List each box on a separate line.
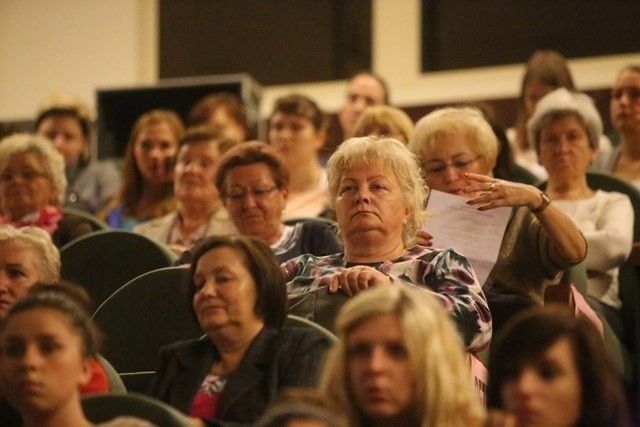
[282, 245, 492, 352]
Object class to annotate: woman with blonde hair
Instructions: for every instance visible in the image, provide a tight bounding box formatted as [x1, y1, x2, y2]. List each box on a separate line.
[410, 107, 586, 334]
[319, 284, 485, 427]
[101, 109, 184, 229]
[351, 105, 414, 144]
[283, 136, 490, 351]
[0, 225, 60, 319]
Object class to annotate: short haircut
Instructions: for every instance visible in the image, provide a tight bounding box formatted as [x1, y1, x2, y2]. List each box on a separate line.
[351, 105, 414, 143]
[0, 133, 67, 205]
[269, 94, 327, 131]
[527, 88, 603, 153]
[0, 282, 102, 357]
[488, 306, 629, 426]
[410, 107, 499, 174]
[214, 141, 290, 197]
[515, 50, 575, 150]
[188, 92, 249, 134]
[34, 94, 93, 140]
[326, 136, 426, 247]
[179, 125, 237, 154]
[348, 71, 390, 105]
[320, 285, 484, 427]
[185, 234, 287, 329]
[0, 225, 60, 283]
[254, 389, 342, 427]
[521, 50, 575, 93]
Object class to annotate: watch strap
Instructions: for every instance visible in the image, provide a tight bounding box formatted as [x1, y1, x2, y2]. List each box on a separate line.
[531, 191, 551, 214]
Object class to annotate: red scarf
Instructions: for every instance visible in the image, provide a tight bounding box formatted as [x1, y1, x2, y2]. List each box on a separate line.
[0, 205, 63, 234]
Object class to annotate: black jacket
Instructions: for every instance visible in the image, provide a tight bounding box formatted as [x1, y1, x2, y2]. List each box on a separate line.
[148, 326, 331, 427]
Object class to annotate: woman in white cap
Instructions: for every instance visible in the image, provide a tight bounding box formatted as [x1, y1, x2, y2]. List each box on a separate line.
[529, 87, 633, 338]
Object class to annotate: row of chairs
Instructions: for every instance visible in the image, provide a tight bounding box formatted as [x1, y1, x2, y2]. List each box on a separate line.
[60, 229, 178, 310]
[83, 316, 338, 426]
[57, 221, 339, 394]
[87, 264, 335, 393]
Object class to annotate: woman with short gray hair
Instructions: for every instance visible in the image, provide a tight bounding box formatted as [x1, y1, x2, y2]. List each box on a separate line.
[0, 133, 93, 247]
[529, 87, 633, 337]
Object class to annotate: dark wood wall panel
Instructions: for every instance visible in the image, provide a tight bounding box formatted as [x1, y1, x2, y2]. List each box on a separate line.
[422, 0, 640, 71]
[159, 0, 372, 85]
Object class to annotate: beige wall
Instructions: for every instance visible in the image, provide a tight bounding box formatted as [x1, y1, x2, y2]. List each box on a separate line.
[0, 0, 156, 121]
[1, 0, 638, 122]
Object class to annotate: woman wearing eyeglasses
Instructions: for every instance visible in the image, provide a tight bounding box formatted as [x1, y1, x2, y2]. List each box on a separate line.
[213, 141, 342, 263]
[409, 107, 587, 333]
[0, 133, 93, 248]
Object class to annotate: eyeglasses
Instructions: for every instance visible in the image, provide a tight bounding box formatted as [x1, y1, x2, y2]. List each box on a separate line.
[225, 186, 278, 201]
[0, 168, 48, 183]
[423, 155, 482, 175]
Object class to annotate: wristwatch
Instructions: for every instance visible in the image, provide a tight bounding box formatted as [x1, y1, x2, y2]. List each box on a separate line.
[531, 191, 551, 214]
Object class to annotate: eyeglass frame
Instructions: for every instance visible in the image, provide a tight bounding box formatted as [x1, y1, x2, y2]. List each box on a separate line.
[422, 154, 482, 175]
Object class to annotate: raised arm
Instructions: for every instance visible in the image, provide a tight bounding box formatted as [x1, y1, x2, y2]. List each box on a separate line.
[464, 173, 587, 263]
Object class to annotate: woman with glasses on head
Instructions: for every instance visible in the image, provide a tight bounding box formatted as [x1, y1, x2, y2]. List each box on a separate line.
[213, 141, 342, 263]
[409, 107, 586, 333]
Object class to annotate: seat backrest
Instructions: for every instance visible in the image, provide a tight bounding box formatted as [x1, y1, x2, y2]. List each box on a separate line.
[585, 171, 640, 241]
[512, 164, 541, 186]
[60, 230, 177, 311]
[283, 216, 337, 227]
[287, 287, 350, 334]
[283, 314, 338, 343]
[97, 354, 126, 394]
[118, 371, 156, 395]
[539, 171, 640, 241]
[92, 266, 202, 374]
[62, 207, 110, 232]
[82, 392, 193, 426]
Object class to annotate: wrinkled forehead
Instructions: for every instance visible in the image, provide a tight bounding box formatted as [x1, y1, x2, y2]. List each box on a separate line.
[338, 158, 396, 180]
[0, 241, 41, 267]
[0, 151, 48, 178]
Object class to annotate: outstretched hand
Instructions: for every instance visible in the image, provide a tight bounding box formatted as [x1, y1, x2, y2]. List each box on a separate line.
[464, 173, 541, 211]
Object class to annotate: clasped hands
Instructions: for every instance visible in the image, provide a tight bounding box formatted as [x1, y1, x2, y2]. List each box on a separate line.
[328, 266, 393, 296]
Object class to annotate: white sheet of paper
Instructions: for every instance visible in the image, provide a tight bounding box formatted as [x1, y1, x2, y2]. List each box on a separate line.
[423, 189, 512, 286]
